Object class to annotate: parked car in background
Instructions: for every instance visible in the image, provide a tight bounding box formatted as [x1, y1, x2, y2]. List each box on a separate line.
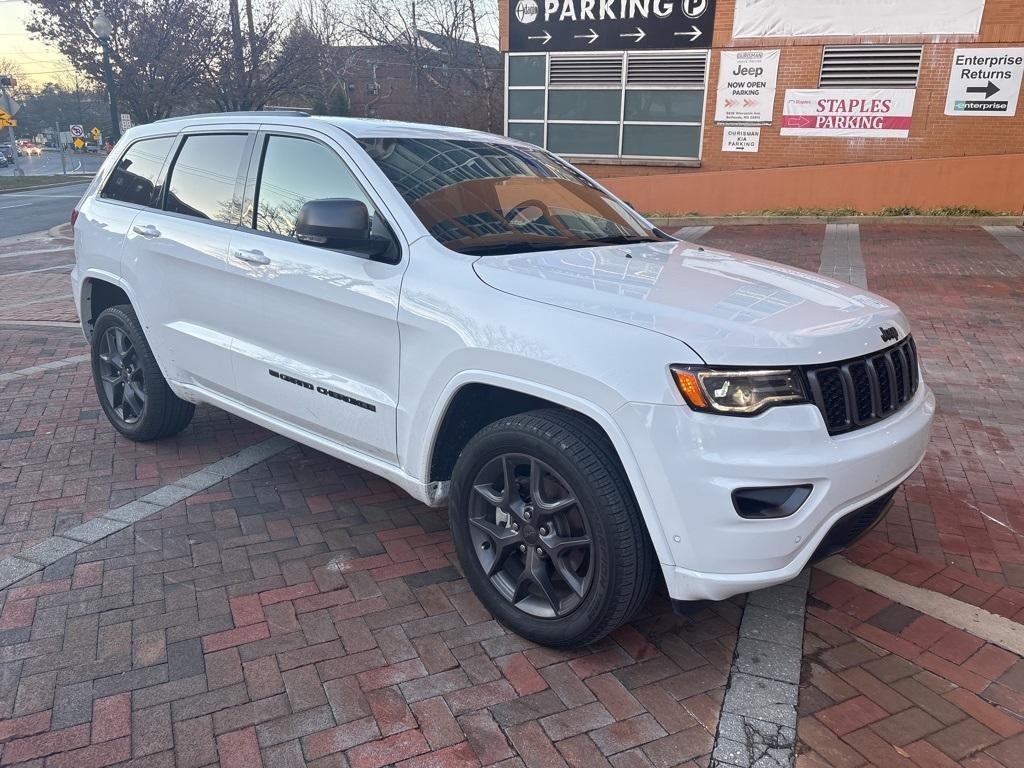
[0, 144, 14, 163]
[0, 152, 8, 168]
[71, 113, 935, 647]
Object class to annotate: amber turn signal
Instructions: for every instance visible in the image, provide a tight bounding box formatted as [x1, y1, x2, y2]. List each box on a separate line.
[671, 369, 707, 409]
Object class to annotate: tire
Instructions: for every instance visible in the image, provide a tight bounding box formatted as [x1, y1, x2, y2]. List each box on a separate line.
[90, 304, 195, 441]
[450, 409, 656, 647]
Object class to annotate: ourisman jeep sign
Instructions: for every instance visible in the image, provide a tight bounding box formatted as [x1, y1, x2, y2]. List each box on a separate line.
[509, 0, 717, 52]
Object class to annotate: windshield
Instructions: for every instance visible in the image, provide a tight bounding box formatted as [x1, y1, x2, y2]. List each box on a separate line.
[356, 137, 670, 256]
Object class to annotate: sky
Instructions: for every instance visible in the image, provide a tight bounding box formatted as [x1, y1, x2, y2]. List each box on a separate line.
[0, 0, 76, 87]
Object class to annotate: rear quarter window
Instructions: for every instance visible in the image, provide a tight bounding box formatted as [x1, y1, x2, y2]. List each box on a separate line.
[164, 134, 248, 224]
[101, 136, 175, 207]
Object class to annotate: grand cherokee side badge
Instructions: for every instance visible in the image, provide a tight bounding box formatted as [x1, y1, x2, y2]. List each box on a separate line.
[879, 326, 899, 343]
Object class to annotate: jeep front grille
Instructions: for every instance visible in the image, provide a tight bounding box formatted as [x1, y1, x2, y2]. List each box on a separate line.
[804, 337, 919, 436]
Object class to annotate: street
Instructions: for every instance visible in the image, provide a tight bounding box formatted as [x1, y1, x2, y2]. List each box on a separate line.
[0, 180, 90, 239]
[0, 149, 104, 178]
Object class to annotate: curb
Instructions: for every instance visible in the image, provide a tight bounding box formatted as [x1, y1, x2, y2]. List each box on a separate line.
[0, 177, 93, 194]
[651, 215, 1024, 227]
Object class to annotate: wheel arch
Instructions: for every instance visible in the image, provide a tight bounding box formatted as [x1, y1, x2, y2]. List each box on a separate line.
[424, 374, 674, 566]
[80, 275, 131, 342]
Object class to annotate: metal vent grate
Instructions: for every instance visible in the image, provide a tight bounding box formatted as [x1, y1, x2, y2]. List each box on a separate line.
[549, 55, 623, 86]
[626, 52, 707, 86]
[819, 45, 923, 88]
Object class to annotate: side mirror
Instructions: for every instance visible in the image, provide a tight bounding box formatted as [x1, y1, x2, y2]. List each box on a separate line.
[295, 198, 390, 258]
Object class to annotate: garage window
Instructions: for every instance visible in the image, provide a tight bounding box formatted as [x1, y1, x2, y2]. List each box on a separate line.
[506, 51, 708, 161]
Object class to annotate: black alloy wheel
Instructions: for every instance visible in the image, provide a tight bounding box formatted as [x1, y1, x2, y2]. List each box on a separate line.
[468, 453, 593, 618]
[96, 325, 146, 424]
[450, 409, 656, 647]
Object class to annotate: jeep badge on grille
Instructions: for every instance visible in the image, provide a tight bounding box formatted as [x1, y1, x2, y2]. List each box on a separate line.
[879, 326, 900, 342]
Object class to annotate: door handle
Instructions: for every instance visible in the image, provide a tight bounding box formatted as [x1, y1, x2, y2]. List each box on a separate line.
[231, 248, 271, 266]
[132, 224, 161, 238]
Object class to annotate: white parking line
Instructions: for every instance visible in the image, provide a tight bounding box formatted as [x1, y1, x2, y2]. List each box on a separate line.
[819, 555, 1024, 656]
[0, 203, 31, 210]
[0, 353, 91, 384]
[0, 436, 294, 590]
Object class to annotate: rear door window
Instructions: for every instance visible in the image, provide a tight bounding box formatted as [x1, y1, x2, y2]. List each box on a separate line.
[164, 134, 249, 224]
[101, 136, 175, 207]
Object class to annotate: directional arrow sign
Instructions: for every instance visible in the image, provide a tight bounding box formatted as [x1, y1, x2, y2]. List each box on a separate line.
[673, 25, 703, 42]
[508, 0, 717, 52]
[966, 80, 1000, 99]
[945, 48, 1024, 117]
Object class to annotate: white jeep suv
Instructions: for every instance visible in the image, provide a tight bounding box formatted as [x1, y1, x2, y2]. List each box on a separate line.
[72, 113, 934, 647]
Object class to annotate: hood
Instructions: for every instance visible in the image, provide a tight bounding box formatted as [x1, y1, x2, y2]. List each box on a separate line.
[472, 240, 910, 366]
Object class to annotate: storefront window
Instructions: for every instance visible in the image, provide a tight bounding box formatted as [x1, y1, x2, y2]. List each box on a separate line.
[505, 51, 707, 161]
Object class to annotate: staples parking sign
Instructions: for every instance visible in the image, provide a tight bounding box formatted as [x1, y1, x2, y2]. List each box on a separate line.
[781, 89, 917, 138]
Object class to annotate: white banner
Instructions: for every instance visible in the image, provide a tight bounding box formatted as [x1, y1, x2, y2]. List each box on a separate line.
[733, 0, 986, 38]
[715, 50, 780, 125]
[781, 89, 917, 138]
[722, 127, 761, 152]
[945, 48, 1024, 118]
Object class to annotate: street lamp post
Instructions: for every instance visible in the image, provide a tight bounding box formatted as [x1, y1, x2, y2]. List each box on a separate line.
[91, 10, 121, 144]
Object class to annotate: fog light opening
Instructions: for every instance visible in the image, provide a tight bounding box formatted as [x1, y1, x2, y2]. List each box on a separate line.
[732, 485, 813, 520]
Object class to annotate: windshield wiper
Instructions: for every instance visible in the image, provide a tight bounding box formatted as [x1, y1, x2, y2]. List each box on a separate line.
[585, 234, 666, 246]
[458, 241, 582, 256]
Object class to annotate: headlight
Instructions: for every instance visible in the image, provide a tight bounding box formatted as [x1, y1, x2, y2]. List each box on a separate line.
[671, 366, 806, 415]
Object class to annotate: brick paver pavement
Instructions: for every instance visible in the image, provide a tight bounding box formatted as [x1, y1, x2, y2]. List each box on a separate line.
[1, 224, 1022, 767]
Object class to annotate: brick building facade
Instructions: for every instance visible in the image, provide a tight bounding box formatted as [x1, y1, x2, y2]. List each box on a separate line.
[499, 0, 1024, 214]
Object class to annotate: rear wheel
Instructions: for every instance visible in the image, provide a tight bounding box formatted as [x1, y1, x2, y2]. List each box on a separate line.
[91, 305, 194, 441]
[450, 409, 655, 647]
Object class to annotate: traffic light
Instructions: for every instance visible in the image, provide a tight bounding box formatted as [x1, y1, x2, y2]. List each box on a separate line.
[0, 75, 17, 88]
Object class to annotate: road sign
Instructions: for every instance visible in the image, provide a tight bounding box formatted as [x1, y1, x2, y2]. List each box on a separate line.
[70, 124, 85, 138]
[945, 48, 1024, 117]
[73, 137, 86, 150]
[90, 127, 101, 140]
[120, 113, 133, 133]
[0, 117, 16, 129]
[509, 0, 717, 52]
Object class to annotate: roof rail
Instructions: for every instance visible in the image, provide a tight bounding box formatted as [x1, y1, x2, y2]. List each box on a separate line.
[154, 110, 310, 123]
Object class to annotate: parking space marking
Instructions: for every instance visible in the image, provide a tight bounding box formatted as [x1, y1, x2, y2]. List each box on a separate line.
[819, 555, 1024, 656]
[677, 225, 714, 242]
[819, 223, 866, 288]
[3, 264, 75, 276]
[0, 353, 91, 384]
[0, 435, 294, 591]
[985, 225, 1024, 259]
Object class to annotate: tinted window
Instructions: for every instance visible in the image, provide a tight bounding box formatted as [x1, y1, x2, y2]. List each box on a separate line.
[254, 135, 378, 238]
[358, 137, 668, 256]
[102, 137, 174, 206]
[165, 134, 247, 223]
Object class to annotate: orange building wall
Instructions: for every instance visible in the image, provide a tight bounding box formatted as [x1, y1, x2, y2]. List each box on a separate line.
[499, 0, 1024, 213]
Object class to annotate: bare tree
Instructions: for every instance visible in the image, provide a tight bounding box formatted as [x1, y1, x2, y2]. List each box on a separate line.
[25, 0, 216, 123]
[201, 0, 321, 111]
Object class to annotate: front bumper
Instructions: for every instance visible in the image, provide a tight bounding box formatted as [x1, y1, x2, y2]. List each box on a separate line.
[615, 383, 935, 601]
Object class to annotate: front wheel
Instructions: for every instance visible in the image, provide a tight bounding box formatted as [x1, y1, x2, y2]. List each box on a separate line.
[91, 305, 195, 441]
[450, 409, 656, 647]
